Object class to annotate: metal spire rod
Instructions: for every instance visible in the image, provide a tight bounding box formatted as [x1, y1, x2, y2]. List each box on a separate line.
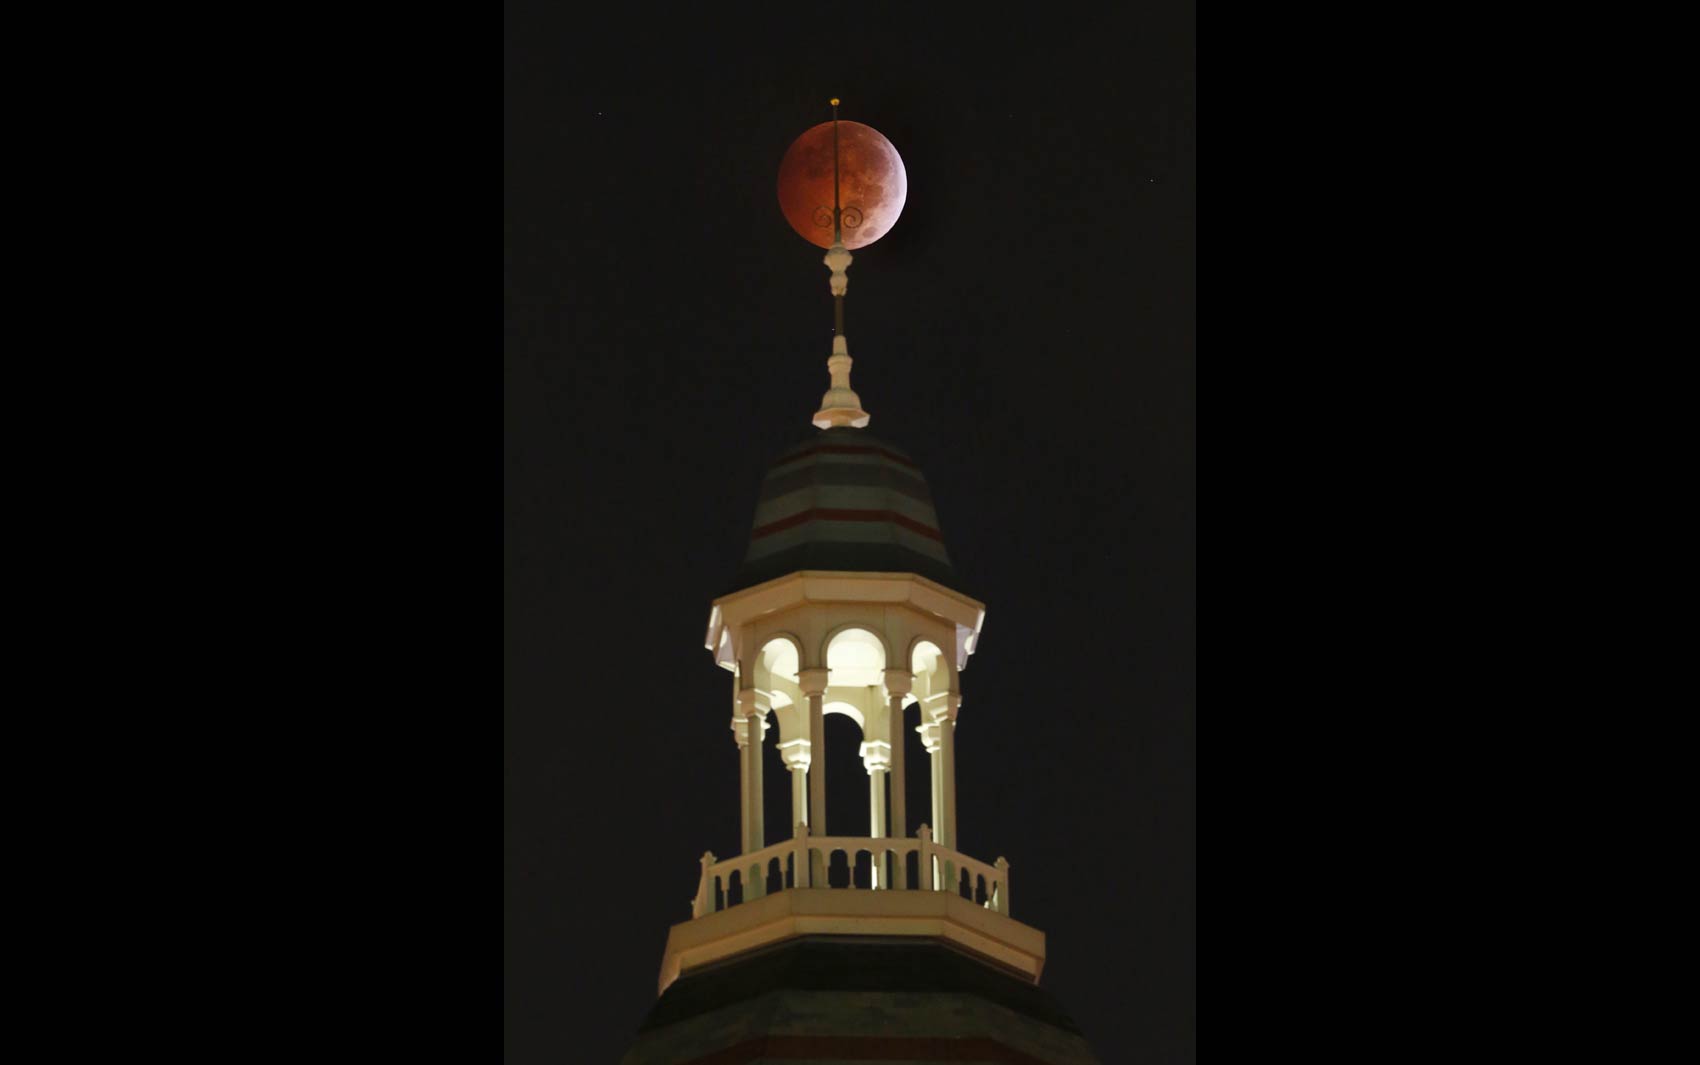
[830, 98, 844, 337]
[831, 98, 842, 246]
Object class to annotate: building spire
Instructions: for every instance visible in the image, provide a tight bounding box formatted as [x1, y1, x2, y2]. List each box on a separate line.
[813, 97, 870, 430]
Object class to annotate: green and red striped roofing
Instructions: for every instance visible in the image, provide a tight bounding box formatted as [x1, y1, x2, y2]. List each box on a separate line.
[731, 427, 957, 592]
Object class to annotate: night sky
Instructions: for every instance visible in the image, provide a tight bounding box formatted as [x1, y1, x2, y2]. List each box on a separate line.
[506, 6, 1194, 1062]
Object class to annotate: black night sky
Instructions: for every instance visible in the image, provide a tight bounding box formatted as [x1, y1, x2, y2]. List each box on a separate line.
[506, 5, 1194, 1061]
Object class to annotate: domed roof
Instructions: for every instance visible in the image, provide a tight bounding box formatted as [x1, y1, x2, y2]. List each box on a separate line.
[731, 426, 955, 592]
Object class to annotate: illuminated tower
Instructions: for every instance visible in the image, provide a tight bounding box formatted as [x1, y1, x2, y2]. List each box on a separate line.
[622, 103, 1100, 1065]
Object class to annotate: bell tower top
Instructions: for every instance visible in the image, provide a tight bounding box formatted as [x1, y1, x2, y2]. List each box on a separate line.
[623, 97, 1102, 1065]
[651, 101, 1042, 1015]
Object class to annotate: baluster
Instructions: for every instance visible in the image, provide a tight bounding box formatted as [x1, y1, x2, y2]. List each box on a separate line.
[995, 856, 1009, 915]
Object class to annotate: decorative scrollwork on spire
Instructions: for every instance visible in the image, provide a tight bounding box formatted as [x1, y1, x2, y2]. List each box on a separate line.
[813, 204, 864, 230]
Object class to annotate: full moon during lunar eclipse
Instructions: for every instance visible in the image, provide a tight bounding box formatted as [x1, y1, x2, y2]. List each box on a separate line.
[776, 120, 907, 249]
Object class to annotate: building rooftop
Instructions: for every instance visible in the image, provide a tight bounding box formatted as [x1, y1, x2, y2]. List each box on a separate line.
[625, 936, 1100, 1065]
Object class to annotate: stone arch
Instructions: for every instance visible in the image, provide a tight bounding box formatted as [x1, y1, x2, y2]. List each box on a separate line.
[821, 622, 891, 678]
[823, 624, 889, 690]
[748, 631, 804, 688]
[822, 698, 866, 732]
[750, 634, 806, 746]
[909, 637, 956, 700]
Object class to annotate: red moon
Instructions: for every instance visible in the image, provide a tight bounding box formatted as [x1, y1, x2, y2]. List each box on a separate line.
[777, 121, 907, 250]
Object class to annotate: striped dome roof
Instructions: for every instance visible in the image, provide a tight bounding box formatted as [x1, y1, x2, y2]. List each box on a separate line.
[731, 427, 955, 592]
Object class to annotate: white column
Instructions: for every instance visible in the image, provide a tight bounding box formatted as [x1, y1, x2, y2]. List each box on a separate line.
[883, 670, 912, 841]
[919, 720, 943, 847]
[799, 667, 829, 836]
[939, 693, 959, 851]
[860, 740, 891, 888]
[736, 688, 765, 854]
[733, 710, 751, 855]
[860, 741, 891, 837]
[778, 738, 812, 829]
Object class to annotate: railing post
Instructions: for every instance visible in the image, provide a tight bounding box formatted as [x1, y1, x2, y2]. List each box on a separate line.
[694, 851, 716, 918]
[995, 856, 1009, 915]
[794, 822, 810, 888]
[918, 824, 934, 890]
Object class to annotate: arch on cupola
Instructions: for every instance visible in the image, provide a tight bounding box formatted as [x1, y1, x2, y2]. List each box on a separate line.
[748, 633, 806, 743]
[822, 627, 887, 755]
[822, 699, 867, 731]
[909, 637, 956, 699]
[822, 623, 889, 682]
[747, 632, 804, 688]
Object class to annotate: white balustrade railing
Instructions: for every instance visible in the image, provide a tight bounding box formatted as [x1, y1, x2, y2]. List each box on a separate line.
[691, 823, 1010, 919]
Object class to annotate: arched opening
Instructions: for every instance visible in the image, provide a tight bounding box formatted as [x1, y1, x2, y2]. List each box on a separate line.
[748, 636, 803, 849]
[820, 627, 885, 841]
[908, 639, 951, 850]
[823, 712, 867, 837]
[900, 697, 929, 839]
[763, 731, 794, 842]
[755, 635, 801, 685]
[825, 626, 887, 687]
[853, 849, 875, 889]
[910, 639, 949, 700]
[827, 847, 851, 888]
